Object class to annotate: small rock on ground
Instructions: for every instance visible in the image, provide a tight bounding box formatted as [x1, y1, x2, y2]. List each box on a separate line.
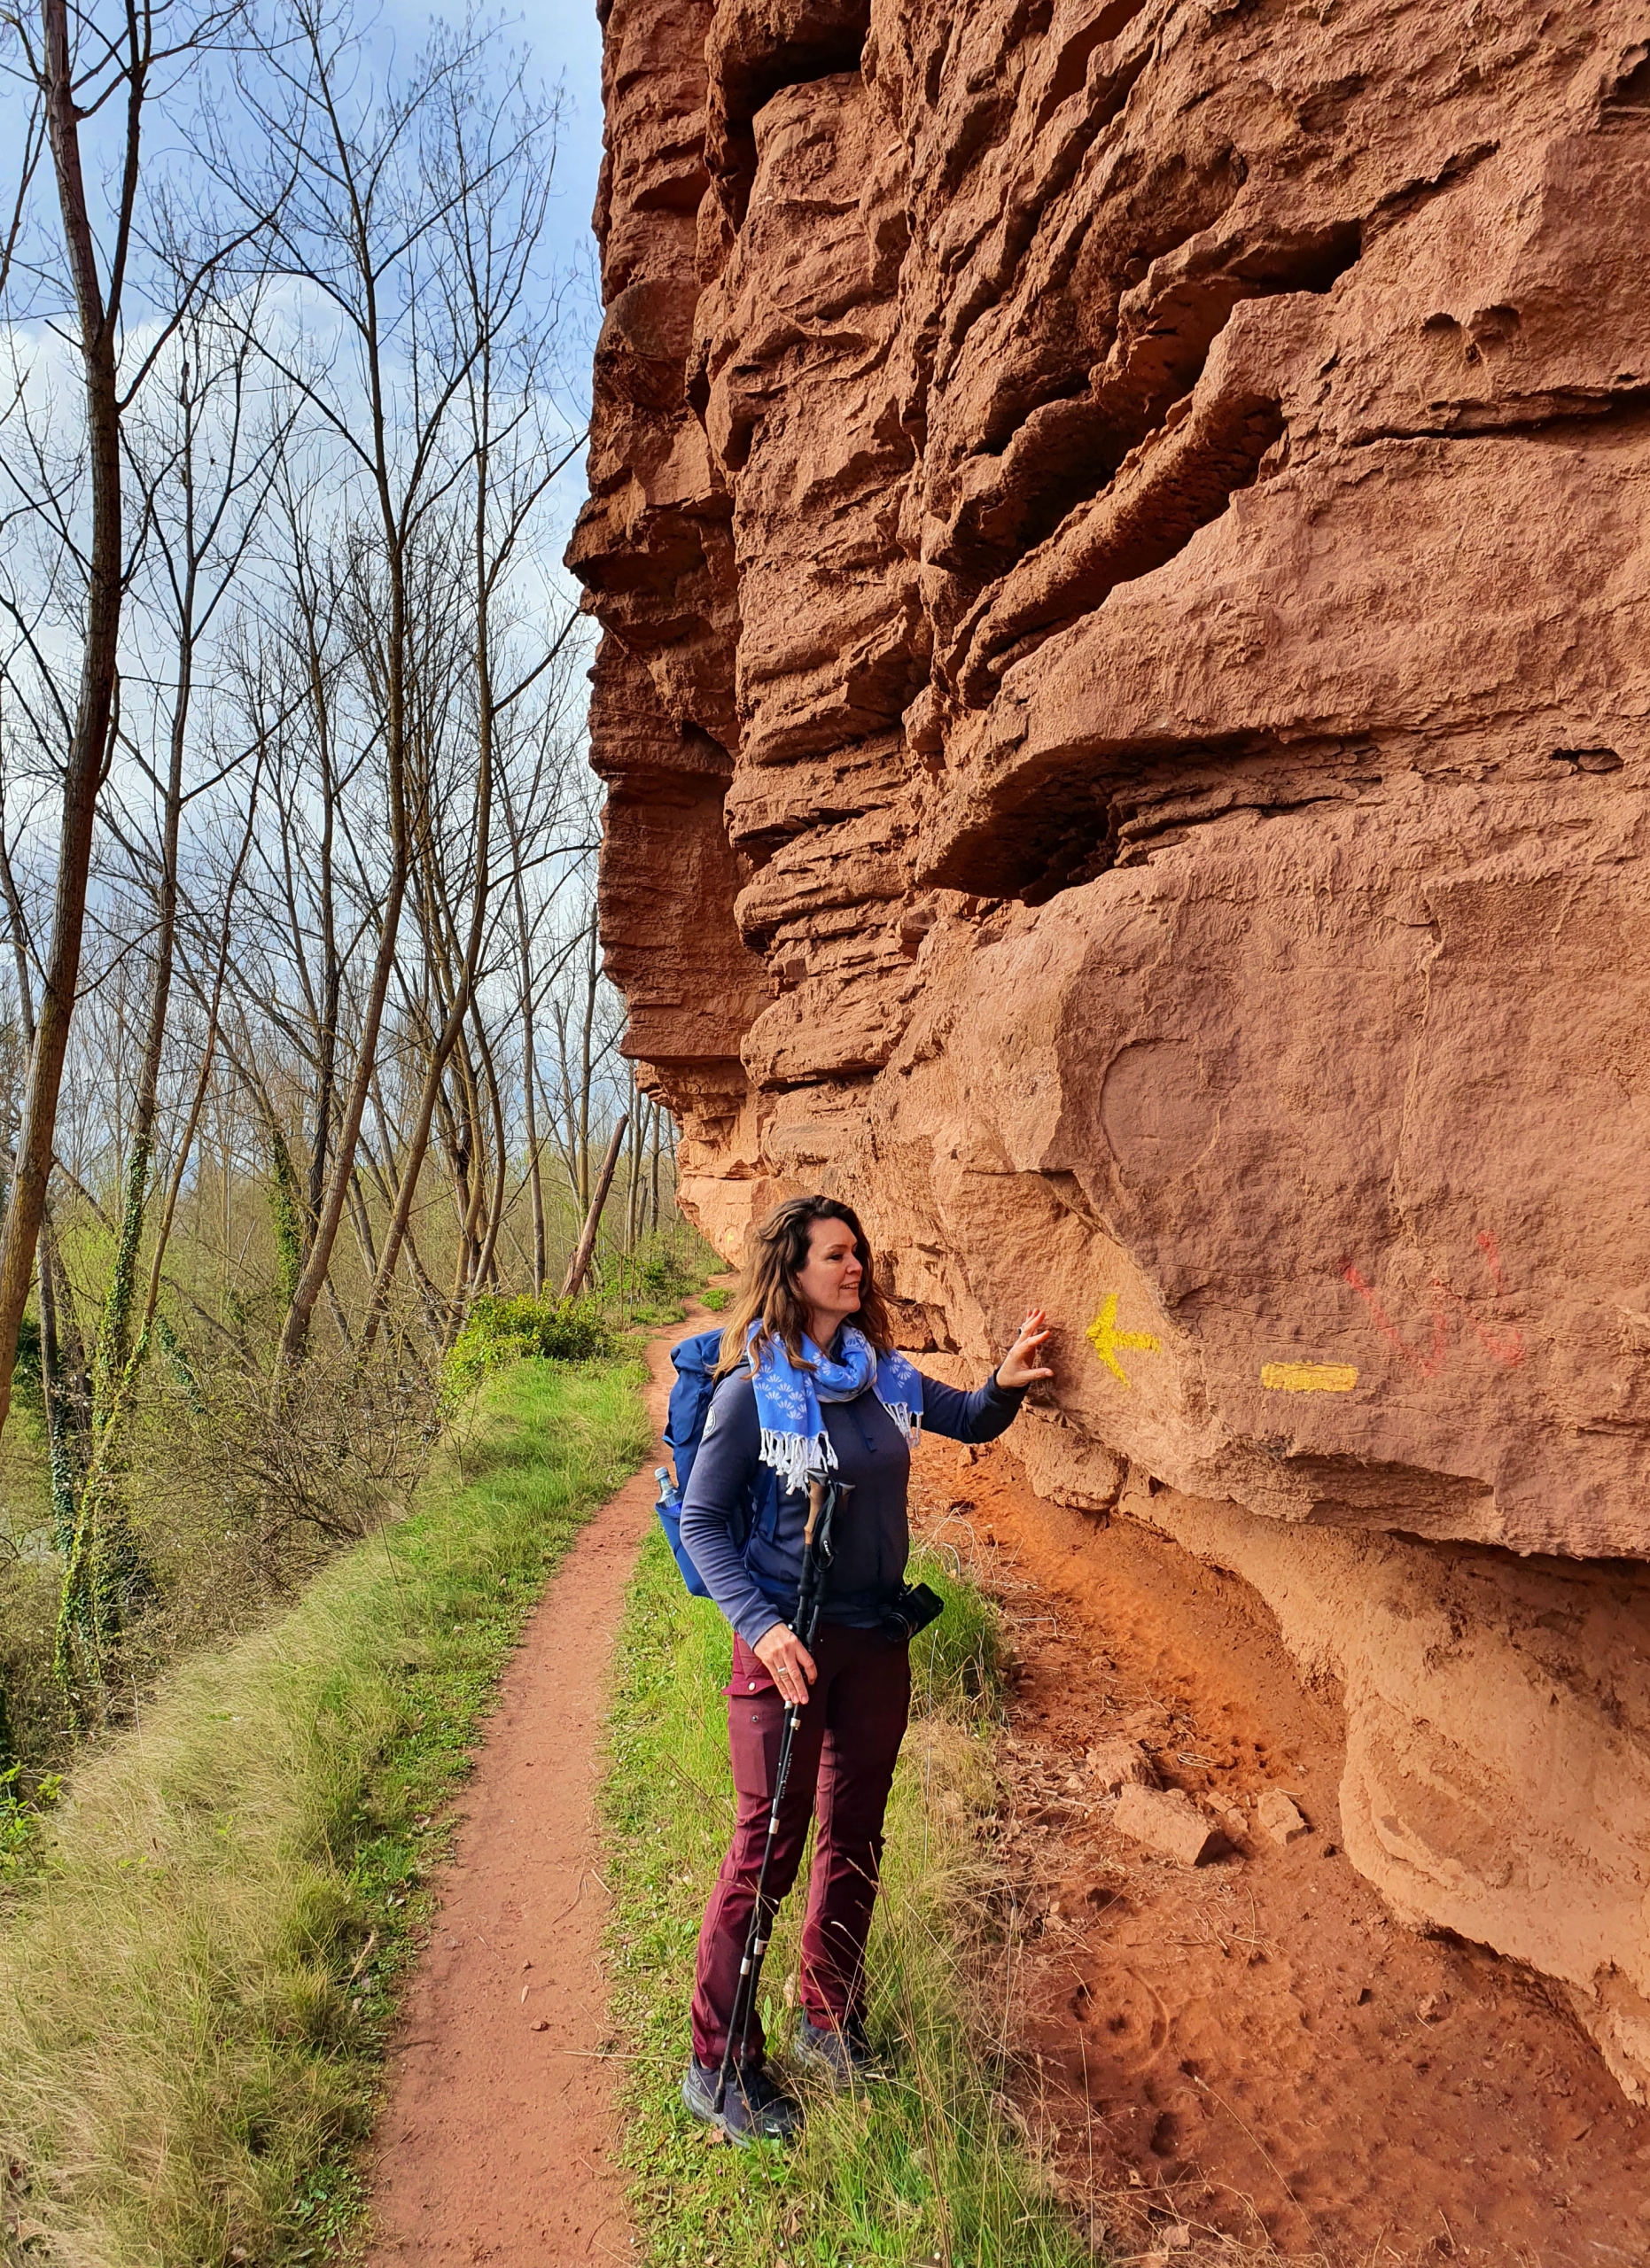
[1114, 1783, 1220, 1866]
[1086, 1736, 1155, 1794]
[1257, 1787, 1310, 1845]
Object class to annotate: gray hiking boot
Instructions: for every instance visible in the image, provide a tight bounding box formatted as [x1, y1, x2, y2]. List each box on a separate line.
[791, 2012, 879, 2092]
[681, 2057, 802, 2146]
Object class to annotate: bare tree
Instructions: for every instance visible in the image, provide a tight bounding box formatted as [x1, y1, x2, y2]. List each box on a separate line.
[0, 0, 636, 1761]
[207, 1, 570, 1377]
[53, 299, 283, 1681]
[0, 0, 272, 1445]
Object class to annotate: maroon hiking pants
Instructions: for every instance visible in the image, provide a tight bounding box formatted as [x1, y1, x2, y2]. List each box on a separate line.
[689, 1619, 911, 2068]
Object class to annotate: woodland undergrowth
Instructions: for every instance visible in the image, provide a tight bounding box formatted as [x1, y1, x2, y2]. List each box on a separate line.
[0, 1227, 710, 1781]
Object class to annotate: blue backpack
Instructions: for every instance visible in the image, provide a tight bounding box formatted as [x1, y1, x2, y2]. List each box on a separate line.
[654, 1330, 778, 1597]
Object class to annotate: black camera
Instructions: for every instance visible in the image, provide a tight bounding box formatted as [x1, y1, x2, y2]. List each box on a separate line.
[878, 1581, 945, 1644]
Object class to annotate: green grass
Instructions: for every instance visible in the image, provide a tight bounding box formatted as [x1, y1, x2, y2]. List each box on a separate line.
[0, 1355, 651, 2268]
[603, 1534, 1093, 2268]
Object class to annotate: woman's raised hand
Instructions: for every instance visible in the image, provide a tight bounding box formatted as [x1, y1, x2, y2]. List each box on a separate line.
[996, 1306, 1055, 1390]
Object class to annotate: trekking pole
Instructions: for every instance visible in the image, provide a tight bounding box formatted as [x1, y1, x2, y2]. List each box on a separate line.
[713, 1473, 844, 2114]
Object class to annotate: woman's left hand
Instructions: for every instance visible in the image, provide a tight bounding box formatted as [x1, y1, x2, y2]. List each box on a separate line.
[997, 1307, 1055, 1390]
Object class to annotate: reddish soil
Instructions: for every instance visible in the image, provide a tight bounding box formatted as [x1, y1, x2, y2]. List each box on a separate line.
[910, 1433, 1650, 2268]
[365, 1317, 692, 2267]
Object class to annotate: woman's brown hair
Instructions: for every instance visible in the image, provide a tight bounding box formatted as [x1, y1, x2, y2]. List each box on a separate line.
[715, 1195, 894, 1376]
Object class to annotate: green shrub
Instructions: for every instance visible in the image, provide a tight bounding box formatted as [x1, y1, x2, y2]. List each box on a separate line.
[0, 1764, 61, 1884]
[697, 1285, 731, 1313]
[906, 1542, 1008, 1718]
[447, 1295, 618, 1392]
[636, 1246, 692, 1299]
[8, 1317, 44, 1419]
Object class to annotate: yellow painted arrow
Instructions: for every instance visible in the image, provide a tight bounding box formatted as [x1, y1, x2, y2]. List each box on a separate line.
[1086, 1293, 1161, 1388]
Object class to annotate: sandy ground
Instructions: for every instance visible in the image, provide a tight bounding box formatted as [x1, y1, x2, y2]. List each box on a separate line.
[364, 1316, 696, 2267]
[909, 1432, 1650, 2268]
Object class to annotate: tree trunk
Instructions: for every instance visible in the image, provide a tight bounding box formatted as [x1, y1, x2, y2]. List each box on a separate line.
[274, 588, 409, 1371]
[469, 1005, 510, 1300]
[560, 1115, 627, 1299]
[360, 415, 498, 1353]
[305, 633, 340, 1247]
[93, 504, 193, 1410]
[516, 877, 546, 1296]
[35, 1220, 83, 1553]
[0, 0, 123, 1448]
[626, 1082, 642, 1254]
[577, 919, 598, 1211]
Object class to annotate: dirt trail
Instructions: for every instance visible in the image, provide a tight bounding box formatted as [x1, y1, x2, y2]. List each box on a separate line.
[366, 1315, 693, 2267]
[911, 1434, 1650, 2268]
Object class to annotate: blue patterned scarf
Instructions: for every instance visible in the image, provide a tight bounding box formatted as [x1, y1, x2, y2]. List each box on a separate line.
[746, 1322, 924, 1494]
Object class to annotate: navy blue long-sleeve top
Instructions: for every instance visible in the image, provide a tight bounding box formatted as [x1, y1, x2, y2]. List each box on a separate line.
[678, 1363, 1027, 1650]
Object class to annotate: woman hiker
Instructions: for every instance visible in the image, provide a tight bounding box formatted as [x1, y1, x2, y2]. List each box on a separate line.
[678, 1192, 1053, 2144]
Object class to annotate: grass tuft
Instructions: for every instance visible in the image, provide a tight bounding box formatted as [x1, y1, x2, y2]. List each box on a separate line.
[0, 1356, 650, 2268]
[603, 1534, 1092, 2266]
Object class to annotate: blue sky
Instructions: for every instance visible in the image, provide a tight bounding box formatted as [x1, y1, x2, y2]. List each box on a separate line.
[532, 0, 606, 300]
[515, 0, 604, 579]
[536, 0, 605, 555]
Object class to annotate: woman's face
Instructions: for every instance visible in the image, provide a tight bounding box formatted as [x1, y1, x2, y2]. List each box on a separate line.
[793, 1216, 864, 1334]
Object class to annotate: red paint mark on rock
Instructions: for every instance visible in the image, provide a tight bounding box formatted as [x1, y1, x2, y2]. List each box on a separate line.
[1343, 1234, 1525, 1377]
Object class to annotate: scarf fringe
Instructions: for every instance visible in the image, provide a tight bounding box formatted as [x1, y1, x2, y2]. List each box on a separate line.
[879, 1400, 921, 1449]
[759, 1425, 836, 1495]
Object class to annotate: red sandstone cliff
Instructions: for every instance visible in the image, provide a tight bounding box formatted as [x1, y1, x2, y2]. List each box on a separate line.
[572, 0, 1650, 2100]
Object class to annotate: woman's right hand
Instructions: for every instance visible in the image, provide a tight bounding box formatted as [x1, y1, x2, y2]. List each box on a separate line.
[754, 1621, 818, 1706]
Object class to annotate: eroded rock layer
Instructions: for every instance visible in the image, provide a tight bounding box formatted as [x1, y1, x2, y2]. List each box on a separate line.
[573, 0, 1650, 2093]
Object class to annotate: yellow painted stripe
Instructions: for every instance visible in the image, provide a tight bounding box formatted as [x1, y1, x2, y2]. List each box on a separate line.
[1261, 1361, 1358, 1394]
